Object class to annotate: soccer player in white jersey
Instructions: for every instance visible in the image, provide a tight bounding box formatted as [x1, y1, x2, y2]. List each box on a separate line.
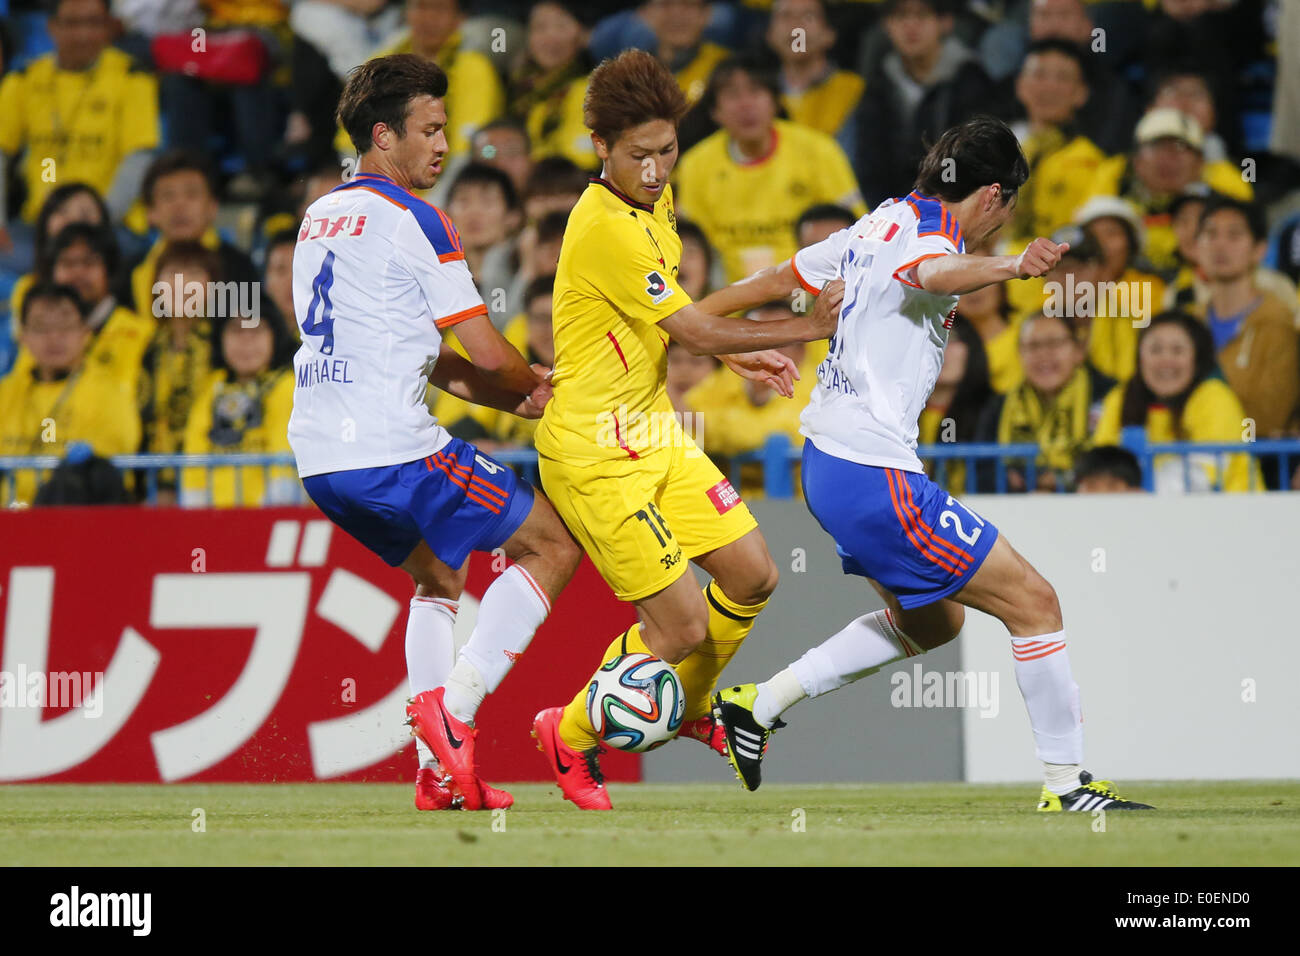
[696, 118, 1153, 812]
[288, 54, 581, 812]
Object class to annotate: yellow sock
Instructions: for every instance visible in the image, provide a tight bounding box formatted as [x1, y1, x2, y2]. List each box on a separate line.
[675, 581, 768, 720]
[558, 623, 653, 751]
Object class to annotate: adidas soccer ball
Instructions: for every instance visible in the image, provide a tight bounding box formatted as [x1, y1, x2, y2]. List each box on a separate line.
[585, 653, 685, 753]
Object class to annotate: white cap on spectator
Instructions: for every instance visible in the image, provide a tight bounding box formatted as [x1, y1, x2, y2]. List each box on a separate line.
[1073, 195, 1146, 251]
[1135, 107, 1205, 152]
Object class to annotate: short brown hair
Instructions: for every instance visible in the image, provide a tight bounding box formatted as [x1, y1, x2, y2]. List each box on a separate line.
[153, 240, 222, 284]
[584, 49, 689, 146]
[338, 53, 449, 154]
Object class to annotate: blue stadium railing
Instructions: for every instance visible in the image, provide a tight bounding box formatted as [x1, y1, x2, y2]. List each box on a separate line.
[2, 436, 1299, 507]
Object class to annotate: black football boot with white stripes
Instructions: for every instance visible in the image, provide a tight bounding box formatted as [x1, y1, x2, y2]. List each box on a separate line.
[712, 684, 785, 791]
[1037, 771, 1155, 811]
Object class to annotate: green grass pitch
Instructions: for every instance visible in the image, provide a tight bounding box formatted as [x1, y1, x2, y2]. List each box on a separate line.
[2, 781, 1297, 866]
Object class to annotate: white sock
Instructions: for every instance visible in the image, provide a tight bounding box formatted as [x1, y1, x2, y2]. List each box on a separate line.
[756, 609, 922, 726]
[752, 668, 804, 728]
[1010, 632, 1084, 783]
[1044, 762, 1084, 795]
[444, 564, 551, 722]
[406, 596, 458, 769]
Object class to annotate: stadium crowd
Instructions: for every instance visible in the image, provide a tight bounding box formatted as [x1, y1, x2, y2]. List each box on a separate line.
[1, 0, 1299, 506]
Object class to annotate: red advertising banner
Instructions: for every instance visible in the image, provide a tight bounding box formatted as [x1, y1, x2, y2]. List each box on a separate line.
[0, 507, 640, 784]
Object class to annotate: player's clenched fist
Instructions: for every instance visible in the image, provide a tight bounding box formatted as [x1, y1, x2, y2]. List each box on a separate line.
[1015, 237, 1069, 279]
[809, 278, 846, 337]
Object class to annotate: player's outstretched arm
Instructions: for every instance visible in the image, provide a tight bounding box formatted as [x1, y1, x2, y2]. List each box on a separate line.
[660, 278, 844, 357]
[451, 313, 545, 395]
[694, 260, 802, 317]
[914, 237, 1069, 296]
[429, 345, 553, 418]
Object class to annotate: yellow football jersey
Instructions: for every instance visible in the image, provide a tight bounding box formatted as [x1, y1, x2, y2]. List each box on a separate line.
[536, 178, 691, 464]
[0, 48, 159, 223]
[9, 304, 156, 393]
[674, 118, 866, 282]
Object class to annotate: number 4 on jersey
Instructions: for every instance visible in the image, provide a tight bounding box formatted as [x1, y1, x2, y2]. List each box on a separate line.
[302, 251, 337, 354]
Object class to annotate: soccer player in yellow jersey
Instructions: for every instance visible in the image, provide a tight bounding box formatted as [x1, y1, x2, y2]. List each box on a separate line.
[530, 49, 844, 810]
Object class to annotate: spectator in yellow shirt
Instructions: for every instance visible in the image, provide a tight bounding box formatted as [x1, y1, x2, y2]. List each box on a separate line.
[1081, 107, 1252, 275]
[127, 151, 261, 319]
[917, 319, 992, 494]
[674, 56, 865, 283]
[643, 0, 732, 106]
[8, 224, 154, 392]
[1073, 197, 1167, 382]
[1092, 310, 1257, 493]
[683, 299, 817, 493]
[337, 0, 505, 159]
[956, 274, 1022, 394]
[676, 218, 716, 301]
[140, 242, 222, 489]
[0, 0, 158, 253]
[262, 228, 298, 342]
[974, 310, 1115, 492]
[1006, 39, 1106, 246]
[182, 308, 298, 508]
[430, 274, 555, 448]
[0, 283, 140, 505]
[7, 183, 111, 334]
[766, 0, 865, 162]
[508, 1, 597, 171]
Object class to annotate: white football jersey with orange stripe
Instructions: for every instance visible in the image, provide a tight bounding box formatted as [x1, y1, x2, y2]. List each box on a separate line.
[289, 172, 488, 478]
[793, 191, 965, 473]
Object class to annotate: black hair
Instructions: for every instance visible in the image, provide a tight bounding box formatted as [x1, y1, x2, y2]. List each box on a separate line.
[1023, 38, 1090, 82]
[883, 0, 953, 16]
[524, 155, 590, 200]
[914, 116, 1029, 204]
[524, 273, 555, 310]
[676, 217, 714, 274]
[338, 53, 450, 154]
[448, 162, 521, 212]
[142, 148, 218, 207]
[1196, 195, 1267, 243]
[700, 54, 783, 120]
[47, 221, 121, 280]
[473, 117, 532, 152]
[31, 183, 111, 277]
[945, 319, 993, 443]
[21, 281, 88, 326]
[795, 203, 857, 240]
[210, 305, 296, 378]
[1074, 445, 1143, 489]
[535, 209, 570, 246]
[1119, 311, 1219, 433]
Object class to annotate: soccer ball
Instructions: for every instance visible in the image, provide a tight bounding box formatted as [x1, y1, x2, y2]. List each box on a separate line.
[585, 653, 685, 753]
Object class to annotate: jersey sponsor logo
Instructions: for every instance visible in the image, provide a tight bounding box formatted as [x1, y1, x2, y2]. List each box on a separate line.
[644, 270, 673, 305]
[706, 479, 741, 515]
[944, 305, 958, 330]
[299, 214, 368, 242]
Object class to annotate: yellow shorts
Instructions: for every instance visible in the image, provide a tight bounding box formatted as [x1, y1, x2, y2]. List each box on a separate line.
[539, 440, 757, 603]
